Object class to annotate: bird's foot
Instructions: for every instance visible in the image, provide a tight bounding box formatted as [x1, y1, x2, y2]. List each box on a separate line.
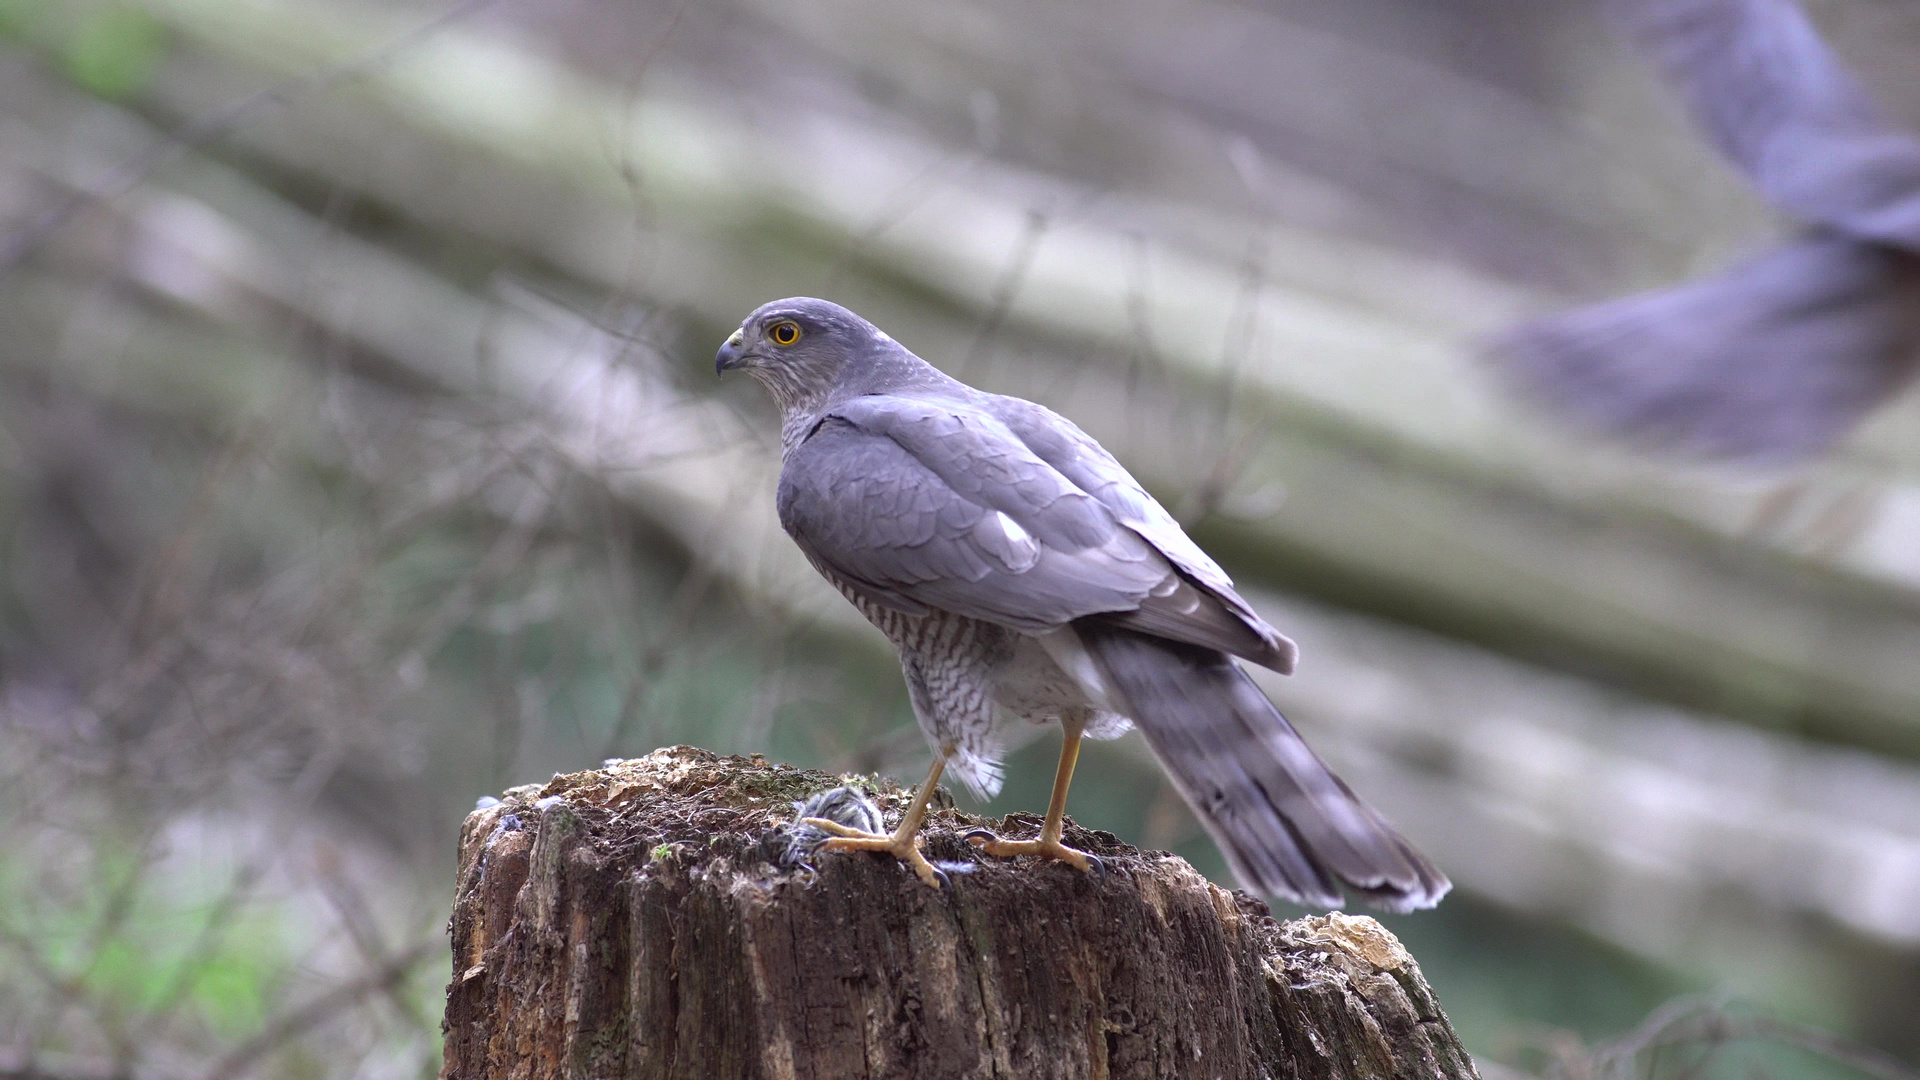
[964, 828, 1106, 880]
[801, 817, 949, 889]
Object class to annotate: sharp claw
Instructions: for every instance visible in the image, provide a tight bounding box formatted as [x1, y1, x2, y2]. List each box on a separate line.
[932, 865, 953, 892]
[963, 828, 997, 845]
[1085, 852, 1108, 882]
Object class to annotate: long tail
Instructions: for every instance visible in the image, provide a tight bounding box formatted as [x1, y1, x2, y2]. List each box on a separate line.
[1077, 623, 1449, 912]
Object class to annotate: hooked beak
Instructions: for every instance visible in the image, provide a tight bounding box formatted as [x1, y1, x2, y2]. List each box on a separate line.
[715, 330, 748, 375]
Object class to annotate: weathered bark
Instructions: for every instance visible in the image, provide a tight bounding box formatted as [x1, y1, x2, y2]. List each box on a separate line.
[442, 746, 1479, 1080]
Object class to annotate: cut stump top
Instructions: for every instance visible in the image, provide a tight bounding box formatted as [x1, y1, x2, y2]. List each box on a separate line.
[443, 745, 1479, 1080]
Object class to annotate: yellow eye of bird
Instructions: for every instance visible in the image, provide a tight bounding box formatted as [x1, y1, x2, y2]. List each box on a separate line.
[768, 321, 801, 346]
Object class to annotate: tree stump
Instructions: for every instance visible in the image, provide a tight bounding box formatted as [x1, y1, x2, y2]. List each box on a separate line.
[441, 746, 1480, 1080]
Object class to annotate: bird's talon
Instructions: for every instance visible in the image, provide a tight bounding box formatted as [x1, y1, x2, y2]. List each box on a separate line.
[800, 816, 866, 838]
[810, 826, 950, 890]
[1086, 852, 1108, 883]
[932, 865, 953, 892]
[969, 833, 1101, 875]
[963, 828, 997, 845]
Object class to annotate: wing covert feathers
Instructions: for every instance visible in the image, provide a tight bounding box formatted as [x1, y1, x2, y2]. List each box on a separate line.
[781, 396, 1296, 669]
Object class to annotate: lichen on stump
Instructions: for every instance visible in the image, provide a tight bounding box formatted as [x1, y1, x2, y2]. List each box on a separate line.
[442, 746, 1479, 1080]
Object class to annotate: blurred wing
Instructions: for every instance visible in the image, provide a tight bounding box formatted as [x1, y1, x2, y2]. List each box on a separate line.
[1607, 0, 1920, 245]
[777, 398, 1174, 633]
[991, 395, 1296, 672]
[1489, 0, 1920, 461]
[1489, 232, 1920, 461]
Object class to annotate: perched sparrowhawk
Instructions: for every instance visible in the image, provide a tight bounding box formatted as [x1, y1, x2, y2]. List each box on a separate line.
[718, 297, 1448, 911]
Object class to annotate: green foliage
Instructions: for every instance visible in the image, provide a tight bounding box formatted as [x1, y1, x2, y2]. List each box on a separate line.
[0, 0, 37, 35]
[0, 838, 288, 1043]
[64, 4, 170, 100]
[0, 0, 170, 98]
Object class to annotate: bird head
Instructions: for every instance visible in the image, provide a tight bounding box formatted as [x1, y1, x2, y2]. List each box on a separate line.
[721, 299, 960, 422]
[714, 297, 883, 399]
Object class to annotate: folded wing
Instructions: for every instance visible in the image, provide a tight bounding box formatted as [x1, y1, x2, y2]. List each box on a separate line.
[777, 395, 1295, 670]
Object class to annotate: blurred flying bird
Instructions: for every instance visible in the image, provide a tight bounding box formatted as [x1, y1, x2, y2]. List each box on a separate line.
[1487, 0, 1920, 461]
[718, 297, 1449, 911]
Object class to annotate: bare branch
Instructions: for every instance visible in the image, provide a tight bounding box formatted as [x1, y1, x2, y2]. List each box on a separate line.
[203, 940, 438, 1080]
[961, 208, 1051, 373]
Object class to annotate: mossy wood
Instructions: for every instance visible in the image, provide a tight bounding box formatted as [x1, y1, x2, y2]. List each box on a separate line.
[441, 747, 1479, 1080]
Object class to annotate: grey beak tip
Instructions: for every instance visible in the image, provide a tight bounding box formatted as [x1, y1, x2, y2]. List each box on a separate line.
[716, 334, 746, 376]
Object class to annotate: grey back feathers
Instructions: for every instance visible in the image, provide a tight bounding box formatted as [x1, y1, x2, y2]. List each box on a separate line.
[761, 300, 1295, 673]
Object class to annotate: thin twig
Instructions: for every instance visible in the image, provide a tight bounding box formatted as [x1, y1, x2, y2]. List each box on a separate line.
[125, 861, 268, 1049]
[314, 843, 430, 1030]
[1556, 995, 1920, 1080]
[961, 208, 1051, 373]
[203, 940, 438, 1080]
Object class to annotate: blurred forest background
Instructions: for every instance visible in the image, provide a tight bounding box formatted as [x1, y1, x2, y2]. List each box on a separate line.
[3, 0, 1920, 1077]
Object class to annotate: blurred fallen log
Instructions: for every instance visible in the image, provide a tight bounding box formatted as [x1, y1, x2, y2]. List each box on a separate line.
[59, 0, 1920, 756]
[442, 746, 1479, 1080]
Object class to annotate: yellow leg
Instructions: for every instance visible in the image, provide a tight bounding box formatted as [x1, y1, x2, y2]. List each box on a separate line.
[803, 751, 950, 889]
[966, 716, 1104, 877]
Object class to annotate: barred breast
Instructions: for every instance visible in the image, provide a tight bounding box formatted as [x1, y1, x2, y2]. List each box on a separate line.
[809, 559, 1018, 797]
